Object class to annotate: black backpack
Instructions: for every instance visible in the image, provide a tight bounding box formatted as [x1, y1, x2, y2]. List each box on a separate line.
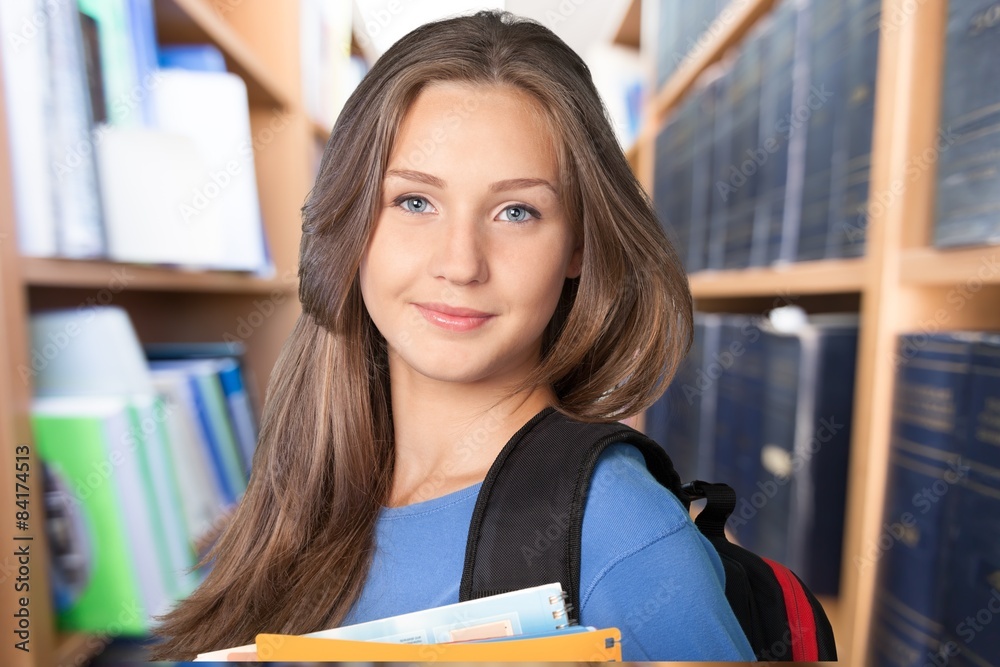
[458, 406, 837, 662]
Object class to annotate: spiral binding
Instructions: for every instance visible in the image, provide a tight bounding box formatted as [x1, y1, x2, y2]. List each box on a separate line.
[549, 589, 573, 629]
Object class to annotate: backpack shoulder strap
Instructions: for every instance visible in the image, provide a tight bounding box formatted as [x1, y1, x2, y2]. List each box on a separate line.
[458, 405, 688, 621]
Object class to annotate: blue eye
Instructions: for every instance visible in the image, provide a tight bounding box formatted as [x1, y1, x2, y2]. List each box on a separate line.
[499, 204, 540, 224]
[396, 195, 434, 214]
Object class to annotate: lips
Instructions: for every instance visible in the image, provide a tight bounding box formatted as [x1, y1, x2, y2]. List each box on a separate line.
[413, 302, 494, 332]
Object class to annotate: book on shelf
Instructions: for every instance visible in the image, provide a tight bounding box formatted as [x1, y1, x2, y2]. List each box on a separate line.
[933, 0, 1000, 249]
[795, 0, 847, 262]
[652, 0, 882, 270]
[27, 306, 258, 634]
[191, 582, 622, 662]
[871, 332, 1000, 667]
[645, 306, 858, 596]
[835, 0, 881, 257]
[0, 0, 274, 272]
[722, 20, 767, 270]
[300, 0, 367, 132]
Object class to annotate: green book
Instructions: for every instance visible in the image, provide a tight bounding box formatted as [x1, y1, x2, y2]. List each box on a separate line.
[32, 396, 171, 634]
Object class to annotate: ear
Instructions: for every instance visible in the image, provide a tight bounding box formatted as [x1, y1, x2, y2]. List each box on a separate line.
[566, 242, 583, 279]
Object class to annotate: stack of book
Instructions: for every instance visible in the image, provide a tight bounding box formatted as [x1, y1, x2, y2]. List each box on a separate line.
[645, 306, 858, 596]
[191, 582, 622, 661]
[653, 0, 883, 268]
[870, 332, 1000, 667]
[30, 306, 257, 634]
[933, 0, 1000, 248]
[0, 0, 270, 272]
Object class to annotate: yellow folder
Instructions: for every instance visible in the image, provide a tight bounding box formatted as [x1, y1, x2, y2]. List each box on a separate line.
[252, 627, 622, 661]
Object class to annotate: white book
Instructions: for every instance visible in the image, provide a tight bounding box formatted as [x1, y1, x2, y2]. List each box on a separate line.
[151, 369, 229, 544]
[0, 0, 58, 257]
[151, 69, 269, 272]
[95, 125, 226, 267]
[46, 0, 105, 258]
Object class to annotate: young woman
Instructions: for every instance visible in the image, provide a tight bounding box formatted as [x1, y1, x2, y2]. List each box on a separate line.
[149, 10, 754, 661]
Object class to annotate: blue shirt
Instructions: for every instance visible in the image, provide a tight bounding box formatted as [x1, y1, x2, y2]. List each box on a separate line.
[342, 442, 755, 661]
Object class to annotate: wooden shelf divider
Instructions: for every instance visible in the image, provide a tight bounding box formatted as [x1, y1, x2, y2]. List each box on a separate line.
[901, 245, 1000, 286]
[21, 257, 297, 295]
[688, 258, 868, 298]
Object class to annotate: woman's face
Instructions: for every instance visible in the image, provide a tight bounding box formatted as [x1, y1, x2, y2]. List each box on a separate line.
[360, 82, 582, 388]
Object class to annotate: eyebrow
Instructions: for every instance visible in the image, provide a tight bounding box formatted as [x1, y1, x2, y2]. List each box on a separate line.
[385, 169, 560, 199]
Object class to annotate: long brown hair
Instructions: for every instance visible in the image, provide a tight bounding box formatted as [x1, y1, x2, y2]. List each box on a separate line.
[148, 9, 692, 660]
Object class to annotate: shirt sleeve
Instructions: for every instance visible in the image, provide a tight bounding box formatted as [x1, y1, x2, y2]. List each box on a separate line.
[576, 443, 756, 662]
[578, 521, 755, 661]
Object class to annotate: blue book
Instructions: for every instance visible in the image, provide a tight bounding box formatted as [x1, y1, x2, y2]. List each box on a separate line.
[966, 336, 1000, 469]
[706, 62, 735, 270]
[940, 462, 1000, 667]
[755, 0, 801, 265]
[747, 312, 858, 595]
[729, 316, 767, 552]
[833, 0, 880, 257]
[644, 314, 719, 482]
[125, 0, 157, 125]
[653, 114, 679, 255]
[147, 360, 246, 505]
[871, 333, 981, 667]
[157, 44, 228, 72]
[723, 26, 768, 270]
[711, 317, 746, 502]
[934, 1, 1000, 248]
[688, 78, 719, 273]
[796, 0, 847, 261]
[217, 358, 259, 475]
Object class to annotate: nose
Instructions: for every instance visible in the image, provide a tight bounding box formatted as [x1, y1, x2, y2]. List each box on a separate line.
[431, 215, 488, 285]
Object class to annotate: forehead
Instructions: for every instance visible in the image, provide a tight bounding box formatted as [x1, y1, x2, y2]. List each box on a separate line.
[388, 82, 560, 180]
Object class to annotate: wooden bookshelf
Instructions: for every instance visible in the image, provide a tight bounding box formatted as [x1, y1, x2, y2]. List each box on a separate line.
[21, 258, 297, 295]
[627, 0, 991, 664]
[0, 0, 312, 665]
[901, 246, 1000, 287]
[688, 258, 868, 298]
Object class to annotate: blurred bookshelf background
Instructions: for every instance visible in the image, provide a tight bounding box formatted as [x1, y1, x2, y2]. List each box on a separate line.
[0, 0, 998, 666]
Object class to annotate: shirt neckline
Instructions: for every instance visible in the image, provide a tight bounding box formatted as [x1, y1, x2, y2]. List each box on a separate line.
[378, 480, 484, 519]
